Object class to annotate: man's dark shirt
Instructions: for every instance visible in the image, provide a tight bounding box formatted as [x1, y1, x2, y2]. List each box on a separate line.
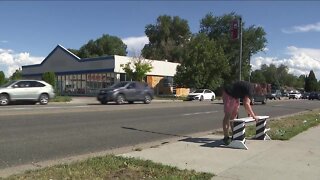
[224, 81, 253, 99]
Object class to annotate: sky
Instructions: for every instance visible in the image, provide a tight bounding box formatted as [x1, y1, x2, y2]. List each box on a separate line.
[0, 1, 320, 80]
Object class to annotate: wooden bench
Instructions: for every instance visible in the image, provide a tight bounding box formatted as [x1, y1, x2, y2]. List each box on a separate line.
[228, 116, 270, 150]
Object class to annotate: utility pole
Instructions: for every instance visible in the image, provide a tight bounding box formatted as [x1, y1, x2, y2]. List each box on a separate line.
[239, 17, 243, 81]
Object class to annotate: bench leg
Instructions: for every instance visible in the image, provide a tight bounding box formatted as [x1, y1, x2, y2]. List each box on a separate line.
[228, 121, 248, 150]
[264, 129, 271, 140]
[255, 118, 271, 140]
[229, 140, 248, 150]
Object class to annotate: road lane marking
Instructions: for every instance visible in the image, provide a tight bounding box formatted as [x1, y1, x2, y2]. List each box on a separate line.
[0, 105, 91, 111]
[183, 111, 218, 116]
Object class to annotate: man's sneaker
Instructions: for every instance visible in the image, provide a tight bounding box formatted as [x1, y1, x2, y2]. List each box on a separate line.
[223, 136, 231, 145]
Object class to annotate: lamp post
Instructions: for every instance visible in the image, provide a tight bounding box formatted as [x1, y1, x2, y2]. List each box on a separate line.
[239, 17, 243, 81]
[231, 17, 243, 81]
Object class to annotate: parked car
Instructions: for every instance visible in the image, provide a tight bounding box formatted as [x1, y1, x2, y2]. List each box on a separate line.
[240, 95, 267, 105]
[289, 91, 302, 99]
[186, 89, 215, 101]
[301, 92, 310, 99]
[308, 92, 320, 100]
[282, 92, 289, 97]
[266, 90, 282, 100]
[97, 81, 154, 105]
[0, 80, 55, 105]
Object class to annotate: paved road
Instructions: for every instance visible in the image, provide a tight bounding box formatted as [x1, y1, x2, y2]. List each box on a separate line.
[0, 99, 319, 169]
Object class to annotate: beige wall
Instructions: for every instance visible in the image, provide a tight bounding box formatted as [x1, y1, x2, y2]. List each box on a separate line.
[176, 88, 190, 96]
[114, 55, 179, 76]
[146, 75, 190, 96]
[146, 76, 171, 95]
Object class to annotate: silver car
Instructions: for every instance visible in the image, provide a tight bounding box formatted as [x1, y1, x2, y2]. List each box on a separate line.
[0, 80, 55, 105]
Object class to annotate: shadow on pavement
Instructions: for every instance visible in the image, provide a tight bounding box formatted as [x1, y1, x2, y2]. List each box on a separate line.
[122, 126, 228, 148]
[179, 137, 228, 148]
[122, 126, 191, 138]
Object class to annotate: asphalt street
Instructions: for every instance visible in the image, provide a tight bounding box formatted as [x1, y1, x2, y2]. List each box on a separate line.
[0, 99, 319, 170]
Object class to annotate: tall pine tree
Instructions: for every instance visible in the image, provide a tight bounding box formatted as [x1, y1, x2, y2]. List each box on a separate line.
[305, 70, 318, 92]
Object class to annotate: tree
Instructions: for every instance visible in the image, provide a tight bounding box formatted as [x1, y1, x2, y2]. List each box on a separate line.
[174, 33, 230, 90]
[250, 70, 266, 83]
[70, 34, 127, 58]
[305, 70, 318, 92]
[42, 72, 56, 89]
[142, 15, 192, 63]
[261, 64, 278, 85]
[199, 12, 267, 83]
[275, 64, 289, 87]
[249, 63, 307, 90]
[10, 69, 22, 80]
[67, 48, 79, 56]
[121, 56, 153, 82]
[0, 71, 6, 85]
[296, 75, 306, 90]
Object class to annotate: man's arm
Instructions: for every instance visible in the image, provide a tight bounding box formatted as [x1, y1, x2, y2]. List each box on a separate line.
[243, 96, 258, 120]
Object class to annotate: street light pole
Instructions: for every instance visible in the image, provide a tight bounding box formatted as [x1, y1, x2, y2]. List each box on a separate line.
[239, 17, 243, 81]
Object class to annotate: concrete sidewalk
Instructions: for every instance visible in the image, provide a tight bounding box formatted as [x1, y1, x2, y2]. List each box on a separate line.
[121, 126, 320, 180]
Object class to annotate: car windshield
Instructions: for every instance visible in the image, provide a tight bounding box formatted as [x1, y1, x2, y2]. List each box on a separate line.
[193, 89, 204, 93]
[110, 82, 129, 88]
[1, 81, 17, 87]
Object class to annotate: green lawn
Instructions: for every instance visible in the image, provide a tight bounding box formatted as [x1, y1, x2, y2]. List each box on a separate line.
[4, 155, 213, 180]
[246, 109, 320, 140]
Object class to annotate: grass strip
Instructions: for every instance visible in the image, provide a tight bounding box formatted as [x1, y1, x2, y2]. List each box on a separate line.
[246, 109, 320, 140]
[51, 96, 72, 102]
[4, 155, 213, 180]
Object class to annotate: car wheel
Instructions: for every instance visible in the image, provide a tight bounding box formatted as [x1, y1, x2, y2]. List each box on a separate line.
[199, 96, 204, 101]
[128, 101, 134, 104]
[116, 94, 125, 105]
[0, 94, 10, 106]
[39, 94, 49, 105]
[100, 100, 108, 105]
[262, 97, 267, 104]
[143, 94, 151, 104]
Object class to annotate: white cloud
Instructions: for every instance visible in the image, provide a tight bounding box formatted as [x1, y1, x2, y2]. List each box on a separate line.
[252, 46, 320, 80]
[0, 48, 44, 77]
[122, 36, 149, 56]
[282, 22, 320, 33]
[1, 40, 8, 43]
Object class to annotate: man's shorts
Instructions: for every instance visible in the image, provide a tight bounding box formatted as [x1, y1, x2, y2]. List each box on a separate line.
[223, 91, 240, 118]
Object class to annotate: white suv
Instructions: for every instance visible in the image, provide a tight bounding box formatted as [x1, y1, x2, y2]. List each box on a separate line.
[0, 80, 55, 105]
[289, 91, 302, 99]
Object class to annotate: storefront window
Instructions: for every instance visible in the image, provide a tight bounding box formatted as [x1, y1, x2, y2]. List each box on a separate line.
[56, 76, 62, 95]
[81, 74, 87, 94]
[65, 75, 74, 94]
[56, 72, 117, 96]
